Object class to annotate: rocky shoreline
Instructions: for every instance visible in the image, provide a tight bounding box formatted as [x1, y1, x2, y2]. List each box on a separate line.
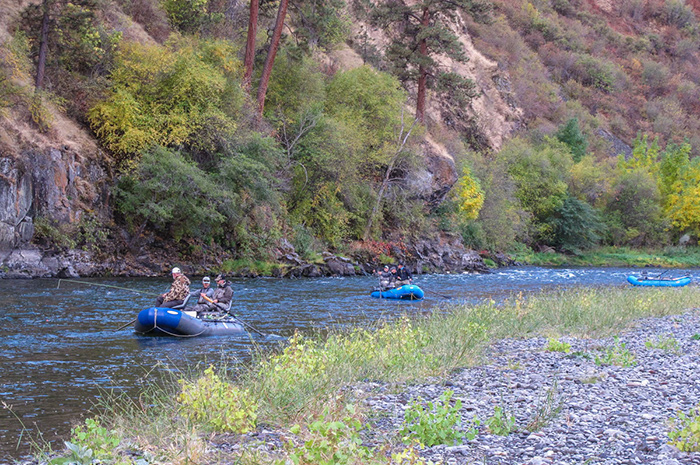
[227, 310, 700, 464]
[0, 234, 505, 279]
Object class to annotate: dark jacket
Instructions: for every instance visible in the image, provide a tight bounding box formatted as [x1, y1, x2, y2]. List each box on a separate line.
[397, 266, 412, 281]
[213, 283, 233, 305]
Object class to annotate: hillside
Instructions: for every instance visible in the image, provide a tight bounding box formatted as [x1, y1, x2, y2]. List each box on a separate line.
[1, 0, 699, 277]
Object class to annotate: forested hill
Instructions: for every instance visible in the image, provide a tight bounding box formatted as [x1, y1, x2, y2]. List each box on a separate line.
[1, 0, 699, 277]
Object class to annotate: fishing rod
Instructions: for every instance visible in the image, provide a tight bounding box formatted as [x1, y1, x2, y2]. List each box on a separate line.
[424, 288, 452, 299]
[57, 279, 160, 296]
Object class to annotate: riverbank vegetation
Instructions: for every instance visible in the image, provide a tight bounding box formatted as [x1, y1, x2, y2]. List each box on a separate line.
[39, 285, 700, 463]
[512, 245, 700, 268]
[3, 1, 700, 271]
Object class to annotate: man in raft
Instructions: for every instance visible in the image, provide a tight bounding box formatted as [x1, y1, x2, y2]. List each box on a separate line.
[156, 267, 191, 308]
[191, 276, 215, 314]
[396, 263, 413, 286]
[196, 274, 234, 317]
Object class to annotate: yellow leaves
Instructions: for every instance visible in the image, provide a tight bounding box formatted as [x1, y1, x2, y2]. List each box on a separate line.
[665, 158, 700, 236]
[89, 38, 243, 161]
[177, 366, 258, 433]
[455, 166, 484, 220]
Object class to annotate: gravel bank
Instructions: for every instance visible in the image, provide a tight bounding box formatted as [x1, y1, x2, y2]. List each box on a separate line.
[356, 310, 700, 464]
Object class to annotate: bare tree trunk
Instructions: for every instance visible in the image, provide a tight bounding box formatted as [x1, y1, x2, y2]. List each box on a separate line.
[35, 0, 51, 90]
[363, 111, 418, 241]
[242, 0, 259, 91]
[415, 7, 430, 122]
[256, 0, 288, 118]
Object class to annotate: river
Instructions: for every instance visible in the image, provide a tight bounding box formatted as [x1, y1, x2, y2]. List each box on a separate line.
[0, 266, 697, 460]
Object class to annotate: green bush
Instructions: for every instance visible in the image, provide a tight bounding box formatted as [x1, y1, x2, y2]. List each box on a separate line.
[550, 196, 604, 252]
[89, 38, 244, 162]
[498, 136, 572, 244]
[113, 147, 229, 242]
[400, 390, 464, 446]
[669, 405, 700, 451]
[281, 406, 376, 465]
[594, 337, 637, 367]
[485, 405, 517, 436]
[68, 418, 120, 461]
[545, 338, 571, 353]
[177, 365, 257, 433]
[605, 168, 665, 246]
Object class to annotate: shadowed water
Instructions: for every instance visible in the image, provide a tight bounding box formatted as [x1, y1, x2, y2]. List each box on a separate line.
[0, 266, 696, 460]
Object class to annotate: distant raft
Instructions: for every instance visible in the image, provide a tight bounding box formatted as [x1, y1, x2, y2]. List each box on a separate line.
[134, 307, 245, 337]
[370, 284, 425, 300]
[627, 275, 691, 287]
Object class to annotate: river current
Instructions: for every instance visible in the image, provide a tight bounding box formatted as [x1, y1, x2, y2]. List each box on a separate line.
[0, 266, 697, 460]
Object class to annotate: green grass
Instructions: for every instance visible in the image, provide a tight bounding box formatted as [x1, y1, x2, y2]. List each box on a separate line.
[512, 246, 700, 268]
[42, 285, 700, 463]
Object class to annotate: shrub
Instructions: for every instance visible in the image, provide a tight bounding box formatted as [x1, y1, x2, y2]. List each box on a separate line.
[550, 196, 604, 252]
[665, 157, 700, 237]
[161, 0, 222, 34]
[113, 147, 229, 242]
[455, 166, 485, 221]
[281, 405, 376, 465]
[400, 390, 464, 446]
[68, 418, 120, 461]
[545, 338, 571, 353]
[669, 405, 700, 452]
[645, 334, 681, 353]
[571, 54, 617, 92]
[594, 337, 637, 367]
[177, 365, 257, 433]
[89, 38, 243, 162]
[605, 169, 665, 246]
[485, 405, 517, 436]
[498, 136, 572, 243]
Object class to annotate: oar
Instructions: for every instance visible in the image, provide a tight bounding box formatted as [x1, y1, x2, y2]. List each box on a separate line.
[57, 279, 160, 296]
[114, 317, 137, 332]
[424, 288, 452, 299]
[202, 295, 267, 337]
[655, 270, 670, 279]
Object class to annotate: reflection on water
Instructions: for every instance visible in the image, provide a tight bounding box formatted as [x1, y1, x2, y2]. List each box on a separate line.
[0, 266, 697, 459]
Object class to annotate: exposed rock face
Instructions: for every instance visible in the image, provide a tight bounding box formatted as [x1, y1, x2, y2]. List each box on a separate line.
[0, 144, 110, 277]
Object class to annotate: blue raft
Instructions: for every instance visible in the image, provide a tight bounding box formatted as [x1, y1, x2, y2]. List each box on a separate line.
[134, 307, 245, 337]
[627, 275, 691, 287]
[370, 284, 424, 300]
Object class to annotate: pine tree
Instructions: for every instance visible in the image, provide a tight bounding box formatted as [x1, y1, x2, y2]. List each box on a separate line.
[369, 0, 481, 121]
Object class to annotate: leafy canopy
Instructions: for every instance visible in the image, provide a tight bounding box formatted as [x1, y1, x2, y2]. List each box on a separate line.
[88, 38, 244, 163]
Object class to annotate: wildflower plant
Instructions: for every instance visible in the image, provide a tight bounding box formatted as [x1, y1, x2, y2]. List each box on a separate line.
[545, 337, 571, 353]
[400, 389, 464, 446]
[68, 418, 120, 460]
[594, 336, 637, 367]
[485, 405, 517, 436]
[645, 334, 681, 354]
[669, 404, 700, 452]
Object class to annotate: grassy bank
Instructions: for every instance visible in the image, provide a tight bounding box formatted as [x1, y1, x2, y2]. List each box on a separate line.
[512, 246, 700, 268]
[41, 285, 700, 464]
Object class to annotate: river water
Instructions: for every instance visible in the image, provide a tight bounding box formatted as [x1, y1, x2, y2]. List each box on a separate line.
[0, 266, 697, 460]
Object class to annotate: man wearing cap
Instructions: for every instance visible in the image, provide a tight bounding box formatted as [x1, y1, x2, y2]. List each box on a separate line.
[374, 265, 395, 291]
[155, 267, 191, 308]
[396, 263, 413, 286]
[191, 276, 215, 314]
[193, 274, 234, 317]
